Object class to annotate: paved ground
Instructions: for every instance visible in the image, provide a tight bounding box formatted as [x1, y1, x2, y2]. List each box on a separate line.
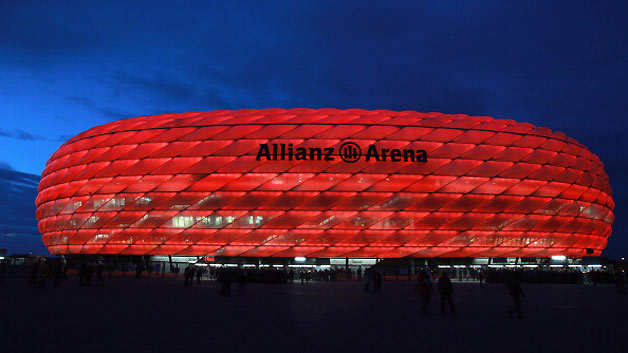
[1, 274, 626, 353]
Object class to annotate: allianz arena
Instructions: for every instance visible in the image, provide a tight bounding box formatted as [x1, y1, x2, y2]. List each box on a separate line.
[35, 109, 614, 260]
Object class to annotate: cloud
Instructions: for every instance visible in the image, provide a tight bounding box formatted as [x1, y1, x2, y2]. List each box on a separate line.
[105, 71, 236, 111]
[63, 95, 137, 120]
[57, 134, 74, 142]
[0, 161, 13, 170]
[0, 168, 45, 254]
[0, 128, 44, 141]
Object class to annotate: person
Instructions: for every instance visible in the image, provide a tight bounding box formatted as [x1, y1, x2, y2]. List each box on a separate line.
[196, 267, 203, 287]
[357, 267, 362, 281]
[507, 274, 525, 319]
[438, 272, 455, 316]
[219, 268, 231, 296]
[96, 263, 105, 286]
[363, 269, 371, 292]
[0, 260, 6, 282]
[478, 270, 484, 287]
[184, 266, 191, 287]
[615, 271, 626, 294]
[238, 269, 248, 296]
[28, 260, 39, 285]
[415, 270, 432, 314]
[135, 264, 143, 279]
[37, 260, 50, 290]
[373, 270, 382, 292]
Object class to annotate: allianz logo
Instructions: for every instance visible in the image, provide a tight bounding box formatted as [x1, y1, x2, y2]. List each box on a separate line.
[256, 142, 428, 163]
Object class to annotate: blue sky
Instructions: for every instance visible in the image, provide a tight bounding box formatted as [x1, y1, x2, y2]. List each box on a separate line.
[0, 0, 626, 257]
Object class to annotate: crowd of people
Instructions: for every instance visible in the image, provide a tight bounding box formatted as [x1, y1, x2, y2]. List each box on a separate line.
[7, 257, 627, 305]
[24, 258, 68, 289]
[484, 267, 625, 285]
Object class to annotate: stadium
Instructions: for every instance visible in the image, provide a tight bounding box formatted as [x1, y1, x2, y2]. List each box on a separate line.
[35, 109, 614, 269]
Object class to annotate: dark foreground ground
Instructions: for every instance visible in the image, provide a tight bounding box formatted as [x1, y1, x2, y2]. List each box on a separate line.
[1, 275, 626, 353]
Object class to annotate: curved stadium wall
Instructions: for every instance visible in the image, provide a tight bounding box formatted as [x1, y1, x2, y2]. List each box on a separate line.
[35, 109, 614, 258]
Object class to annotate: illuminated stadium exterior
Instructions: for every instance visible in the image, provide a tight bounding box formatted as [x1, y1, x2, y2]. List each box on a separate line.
[36, 109, 614, 260]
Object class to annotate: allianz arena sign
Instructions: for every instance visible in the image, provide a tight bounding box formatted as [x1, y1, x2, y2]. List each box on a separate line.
[255, 142, 429, 163]
[35, 109, 614, 258]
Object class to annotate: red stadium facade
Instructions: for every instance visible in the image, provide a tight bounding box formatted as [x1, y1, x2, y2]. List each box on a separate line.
[36, 109, 614, 259]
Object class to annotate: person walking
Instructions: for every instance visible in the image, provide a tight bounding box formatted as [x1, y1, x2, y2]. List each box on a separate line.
[28, 261, 39, 285]
[438, 272, 455, 316]
[135, 264, 143, 279]
[478, 270, 484, 287]
[219, 268, 232, 296]
[415, 270, 432, 314]
[363, 269, 371, 292]
[238, 269, 248, 296]
[373, 270, 382, 292]
[37, 260, 50, 290]
[615, 270, 626, 294]
[184, 266, 191, 287]
[507, 274, 525, 319]
[196, 267, 203, 286]
[0, 260, 6, 283]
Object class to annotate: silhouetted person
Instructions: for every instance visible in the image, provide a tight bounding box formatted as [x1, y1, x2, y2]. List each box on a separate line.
[357, 267, 362, 281]
[196, 267, 203, 286]
[38, 260, 50, 290]
[373, 270, 382, 292]
[28, 261, 39, 285]
[478, 270, 484, 287]
[615, 271, 625, 294]
[507, 274, 525, 319]
[438, 272, 455, 316]
[184, 266, 191, 287]
[96, 263, 105, 286]
[135, 264, 143, 279]
[415, 271, 432, 314]
[363, 269, 371, 292]
[219, 268, 231, 296]
[0, 261, 6, 282]
[239, 269, 248, 296]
